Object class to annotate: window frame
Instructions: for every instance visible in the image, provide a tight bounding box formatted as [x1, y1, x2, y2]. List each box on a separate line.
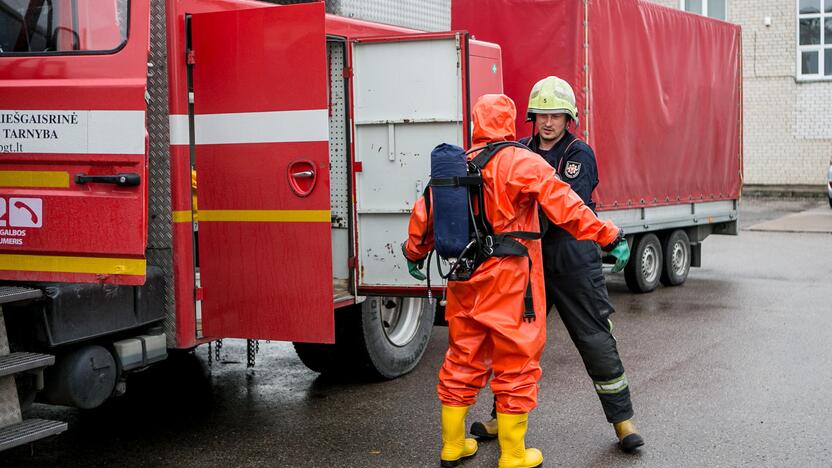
[679, 0, 728, 21]
[0, 0, 130, 57]
[796, 0, 832, 81]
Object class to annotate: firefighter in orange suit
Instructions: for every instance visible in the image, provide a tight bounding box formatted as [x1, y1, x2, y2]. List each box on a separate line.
[402, 94, 629, 468]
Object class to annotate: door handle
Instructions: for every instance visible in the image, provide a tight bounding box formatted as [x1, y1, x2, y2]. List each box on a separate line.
[75, 173, 141, 187]
[287, 160, 317, 197]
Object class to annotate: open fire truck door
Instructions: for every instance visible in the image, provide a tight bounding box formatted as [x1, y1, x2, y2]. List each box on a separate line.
[187, 3, 334, 343]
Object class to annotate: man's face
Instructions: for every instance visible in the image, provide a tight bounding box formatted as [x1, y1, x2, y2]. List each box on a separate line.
[535, 113, 568, 142]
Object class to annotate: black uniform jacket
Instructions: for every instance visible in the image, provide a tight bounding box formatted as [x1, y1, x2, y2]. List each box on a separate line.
[520, 131, 602, 276]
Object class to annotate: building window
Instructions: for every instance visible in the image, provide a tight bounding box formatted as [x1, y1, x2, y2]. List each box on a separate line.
[680, 0, 727, 20]
[798, 0, 832, 79]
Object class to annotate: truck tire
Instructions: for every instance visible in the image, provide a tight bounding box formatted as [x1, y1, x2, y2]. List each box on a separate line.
[660, 230, 691, 287]
[294, 296, 433, 380]
[293, 341, 340, 374]
[293, 304, 365, 375]
[624, 233, 663, 293]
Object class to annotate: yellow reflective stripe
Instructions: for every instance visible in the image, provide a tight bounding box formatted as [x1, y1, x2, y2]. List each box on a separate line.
[0, 171, 69, 188]
[198, 210, 330, 222]
[0, 254, 145, 276]
[172, 210, 193, 223]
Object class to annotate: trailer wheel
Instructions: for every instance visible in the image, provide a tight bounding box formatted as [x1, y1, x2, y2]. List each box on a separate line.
[294, 297, 433, 380]
[624, 233, 663, 293]
[660, 230, 691, 287]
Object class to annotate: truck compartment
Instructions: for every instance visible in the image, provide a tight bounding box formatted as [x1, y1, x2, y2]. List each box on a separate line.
[352, 36, 467, 288]
[328, 39, 353, 303]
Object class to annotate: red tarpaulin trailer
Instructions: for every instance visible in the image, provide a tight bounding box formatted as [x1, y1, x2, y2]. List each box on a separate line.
[452, 0, 742, 210]
[453, 0, 741, 293]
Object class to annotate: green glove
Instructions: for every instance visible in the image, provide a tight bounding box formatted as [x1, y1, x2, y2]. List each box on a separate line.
[407, 259, 426, 281]
[608, 239, 630, 273]
[401, 242, 427, 281]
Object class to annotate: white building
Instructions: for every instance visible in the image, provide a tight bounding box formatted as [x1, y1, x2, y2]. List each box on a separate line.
[649, 0, 832, 186]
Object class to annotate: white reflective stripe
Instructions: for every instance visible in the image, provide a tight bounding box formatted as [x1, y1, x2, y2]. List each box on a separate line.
[88, 111, 145, 154]
[168, 114, 190, 146]
[169, 109, 329, 146]
[0, 110, 145, 155]
[594, 378, 628, 392]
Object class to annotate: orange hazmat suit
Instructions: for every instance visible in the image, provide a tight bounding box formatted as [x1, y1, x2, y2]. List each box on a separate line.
[404, 94, 620, 414]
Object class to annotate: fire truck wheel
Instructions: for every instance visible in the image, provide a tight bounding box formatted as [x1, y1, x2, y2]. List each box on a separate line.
[660, 230, 691, 287]
[624, 233, 663, 293]
[293, 341, 340, 374]
[358, 296, 433, 379]
[293, 297, 433, 380]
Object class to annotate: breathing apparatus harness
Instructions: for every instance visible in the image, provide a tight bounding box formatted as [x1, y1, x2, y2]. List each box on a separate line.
[421, 141, 542, 323]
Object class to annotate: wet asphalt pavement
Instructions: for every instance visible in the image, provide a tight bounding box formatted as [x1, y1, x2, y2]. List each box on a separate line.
[3, 198, 832, 467]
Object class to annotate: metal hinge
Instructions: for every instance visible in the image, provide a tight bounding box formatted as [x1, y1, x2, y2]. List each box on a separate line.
[342, 66, 352, 78]
[186, 49, 196, 65]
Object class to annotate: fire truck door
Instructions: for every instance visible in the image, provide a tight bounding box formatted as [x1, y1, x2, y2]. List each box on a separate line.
[190, 3, 333, 342]
[0, 0, 149, 285]
[352, 33, 471, 289]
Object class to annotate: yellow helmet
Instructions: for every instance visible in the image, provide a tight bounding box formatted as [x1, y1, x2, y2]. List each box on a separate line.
[526, 76, 579, 126]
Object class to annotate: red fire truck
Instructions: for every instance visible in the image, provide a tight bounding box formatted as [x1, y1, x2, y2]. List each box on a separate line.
[0, 0, 502, 449]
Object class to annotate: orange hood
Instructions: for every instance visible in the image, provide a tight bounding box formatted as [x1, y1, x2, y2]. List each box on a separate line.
[472, 94, 517, 145]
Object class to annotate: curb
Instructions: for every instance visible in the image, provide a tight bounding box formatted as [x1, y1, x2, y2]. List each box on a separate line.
[742, 184, 827, 200]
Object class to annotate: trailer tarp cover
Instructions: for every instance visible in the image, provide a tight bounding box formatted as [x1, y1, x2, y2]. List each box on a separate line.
[452, 0, 742, 210]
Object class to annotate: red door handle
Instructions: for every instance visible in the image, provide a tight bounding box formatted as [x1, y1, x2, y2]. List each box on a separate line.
[287, 161, 317, 197]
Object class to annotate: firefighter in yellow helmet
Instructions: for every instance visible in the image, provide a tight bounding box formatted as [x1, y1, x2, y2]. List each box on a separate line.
[469, 76, 644, 453]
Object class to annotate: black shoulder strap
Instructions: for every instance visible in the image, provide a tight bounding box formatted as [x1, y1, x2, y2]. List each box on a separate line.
[421, 185, 431, 244]
[468, 141, 530, 170]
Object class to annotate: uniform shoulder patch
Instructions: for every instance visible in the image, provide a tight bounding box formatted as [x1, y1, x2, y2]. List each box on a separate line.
[564, 160, 582, 179]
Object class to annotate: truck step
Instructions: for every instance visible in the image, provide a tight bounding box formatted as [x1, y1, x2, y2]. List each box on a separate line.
[0, 352, 55, 378]
[0, 287, 42, 305]
[0, 419, 67, 452]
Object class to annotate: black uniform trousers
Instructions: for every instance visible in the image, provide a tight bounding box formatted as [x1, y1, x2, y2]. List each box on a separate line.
[489, 232, 634, 424]
[486, 132, 633, 424]
[542, 233, 633, 424]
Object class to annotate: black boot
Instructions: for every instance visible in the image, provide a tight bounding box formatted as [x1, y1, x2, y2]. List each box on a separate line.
[614, 419, 645, 453]
[469, 417, 498, 440]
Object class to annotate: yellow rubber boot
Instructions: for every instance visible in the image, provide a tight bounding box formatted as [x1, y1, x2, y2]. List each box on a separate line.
[496, 413, 543, 468]
[440, 405, 478, 467]
[613, 419, 645, 453]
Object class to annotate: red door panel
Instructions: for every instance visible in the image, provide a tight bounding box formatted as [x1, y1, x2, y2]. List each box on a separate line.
[0, 0, 149, 285]
[192, 3, 333, 343]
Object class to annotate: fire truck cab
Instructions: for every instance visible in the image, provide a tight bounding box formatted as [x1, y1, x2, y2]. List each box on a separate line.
[0, 0, 501, 449]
